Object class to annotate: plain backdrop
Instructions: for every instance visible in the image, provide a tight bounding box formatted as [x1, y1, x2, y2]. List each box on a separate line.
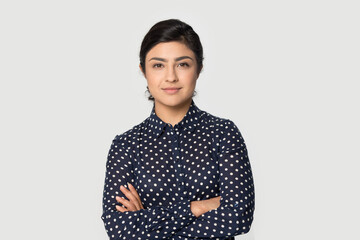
[1, 0, 359, 239]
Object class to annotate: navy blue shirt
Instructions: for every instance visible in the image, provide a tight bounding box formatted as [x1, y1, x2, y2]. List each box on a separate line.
[101, 99, 255, 239]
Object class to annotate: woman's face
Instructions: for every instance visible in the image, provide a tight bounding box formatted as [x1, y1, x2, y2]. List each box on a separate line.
[141, 41, 200, 109]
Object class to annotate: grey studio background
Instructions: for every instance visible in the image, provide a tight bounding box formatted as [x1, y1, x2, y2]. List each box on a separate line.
[0, 0, 359, 239]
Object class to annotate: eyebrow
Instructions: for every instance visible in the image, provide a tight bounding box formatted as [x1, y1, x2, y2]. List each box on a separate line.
[148, 56, 194, 62]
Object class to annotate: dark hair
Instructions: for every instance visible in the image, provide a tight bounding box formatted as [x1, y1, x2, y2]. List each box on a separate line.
[140, 19, 203, 101]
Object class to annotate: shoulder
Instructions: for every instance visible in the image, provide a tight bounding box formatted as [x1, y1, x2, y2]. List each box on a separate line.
[198, 109, 245, 149]
[202, 113, 245, 155]
[199, 109, 239, 133]
[111, 118, 148, 151]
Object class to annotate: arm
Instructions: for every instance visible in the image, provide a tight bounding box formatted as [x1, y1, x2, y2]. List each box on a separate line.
[118, 183, 220, 218]
[101, 135, 197, 240]
[190, 196, 221, 218]
[175, 120, 255, 239]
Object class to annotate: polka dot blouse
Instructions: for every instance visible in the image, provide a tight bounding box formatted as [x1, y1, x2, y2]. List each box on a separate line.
[101, 99, 255, 240]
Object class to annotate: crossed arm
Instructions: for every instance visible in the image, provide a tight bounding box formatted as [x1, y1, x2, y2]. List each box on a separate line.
[102, 120, 254, 239]
[116, 182, 221, 218]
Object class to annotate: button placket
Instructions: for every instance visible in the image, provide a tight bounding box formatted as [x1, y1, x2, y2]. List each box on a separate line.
[172, 125, 181, 162]
[168, 124, 187, 195]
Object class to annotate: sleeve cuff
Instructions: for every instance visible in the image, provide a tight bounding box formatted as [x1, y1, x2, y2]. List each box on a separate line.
[148, 200, 196, 231]
[170, 199, 197, 220]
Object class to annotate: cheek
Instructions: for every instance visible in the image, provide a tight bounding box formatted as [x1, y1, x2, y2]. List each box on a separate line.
[146, 72, 162, 86]
[180, 71, 198, 84]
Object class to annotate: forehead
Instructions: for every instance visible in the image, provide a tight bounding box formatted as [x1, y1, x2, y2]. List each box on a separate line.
[146, 41, 195, 59]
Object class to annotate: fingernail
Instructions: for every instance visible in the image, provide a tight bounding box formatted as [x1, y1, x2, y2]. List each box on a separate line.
[127, 182, 131, 187]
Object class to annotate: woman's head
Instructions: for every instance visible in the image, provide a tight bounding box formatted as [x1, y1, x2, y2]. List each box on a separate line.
[139, 19, 203, 104]
[140, 19, 203, 76]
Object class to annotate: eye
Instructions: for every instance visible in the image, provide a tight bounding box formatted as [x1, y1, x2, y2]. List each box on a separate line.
[153, 63, 163, 68]
[178, 62, 190, 68]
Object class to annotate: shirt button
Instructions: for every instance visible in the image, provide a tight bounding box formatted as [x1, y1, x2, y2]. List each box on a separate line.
[234, 203, 238, 207]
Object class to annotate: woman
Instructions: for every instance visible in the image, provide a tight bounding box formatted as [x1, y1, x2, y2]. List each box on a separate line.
[101, 19, 255, 240]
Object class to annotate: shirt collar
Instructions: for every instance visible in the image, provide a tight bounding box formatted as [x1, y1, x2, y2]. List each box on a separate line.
[147, 99, 202, 138]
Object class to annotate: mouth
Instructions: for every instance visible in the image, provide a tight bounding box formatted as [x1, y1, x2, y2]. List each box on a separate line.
[162, 87, 182, 94]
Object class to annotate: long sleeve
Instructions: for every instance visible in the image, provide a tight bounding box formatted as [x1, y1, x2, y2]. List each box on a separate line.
[175, 120, 255, 239]
[101, 135, 197, 240]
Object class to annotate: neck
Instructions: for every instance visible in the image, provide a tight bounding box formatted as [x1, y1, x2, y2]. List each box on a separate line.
[154, 99, 192, 127]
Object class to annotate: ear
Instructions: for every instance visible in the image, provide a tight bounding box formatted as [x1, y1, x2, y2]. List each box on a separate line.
[139, 64, 145, 76]
[197, 65, 203, 78]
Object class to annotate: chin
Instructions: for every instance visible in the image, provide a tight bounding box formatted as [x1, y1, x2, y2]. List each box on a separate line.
[156, 97, 191, 108]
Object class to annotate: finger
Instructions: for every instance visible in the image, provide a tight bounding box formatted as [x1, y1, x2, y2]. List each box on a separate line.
[116, 196, 135, 211]
[120, 185, 140, 211]
[118, 187, 136, 211]
[116, 205, 128, 212]
[128, 183, 144, 209]
[127, 183, 143, 210]
[122, 184, 142, 211]
[116, 196, 127, 205]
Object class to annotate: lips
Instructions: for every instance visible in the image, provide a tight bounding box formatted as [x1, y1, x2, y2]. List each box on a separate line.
[163, 87, 181, 90]
[162, 87, 181, 94]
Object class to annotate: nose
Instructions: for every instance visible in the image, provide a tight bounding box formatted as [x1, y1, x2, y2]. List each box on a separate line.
[166, 66, 178, 82]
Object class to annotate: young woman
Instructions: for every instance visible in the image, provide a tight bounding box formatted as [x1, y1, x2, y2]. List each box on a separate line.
[101, 19, 255, 240]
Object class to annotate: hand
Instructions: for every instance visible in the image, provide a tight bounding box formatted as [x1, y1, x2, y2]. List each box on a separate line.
[190, 196, 221, 218]
[115, 182, 145, 212]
